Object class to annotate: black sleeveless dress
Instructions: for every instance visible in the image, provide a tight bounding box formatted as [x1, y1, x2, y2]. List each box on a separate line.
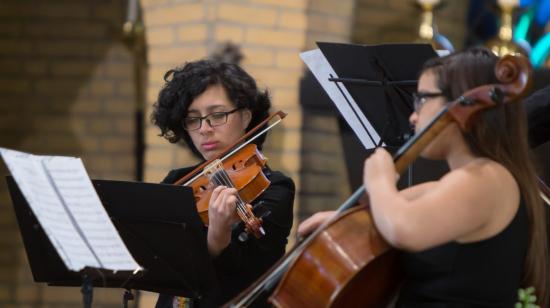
[397, 200, 528, 308]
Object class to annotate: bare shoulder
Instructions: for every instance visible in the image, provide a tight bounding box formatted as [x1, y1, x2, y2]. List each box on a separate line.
[440, 158, 520, 242]
[443, 158, 518, 196]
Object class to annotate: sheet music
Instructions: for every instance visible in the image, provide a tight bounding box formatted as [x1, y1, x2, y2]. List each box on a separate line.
[0, 148, 140, 272]
[0, 148, 98, 271]
[43, 156, 140, 271]
[300, 49, 383, 149]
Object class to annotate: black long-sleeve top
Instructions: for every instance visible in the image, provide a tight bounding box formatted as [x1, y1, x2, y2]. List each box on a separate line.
[156, 164, 295, 308]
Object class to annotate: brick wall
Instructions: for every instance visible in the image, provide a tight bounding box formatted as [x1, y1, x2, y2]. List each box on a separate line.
[0, 0, 138, 306]
[297, 0, 356, 219]
[141, 0, 307, 184]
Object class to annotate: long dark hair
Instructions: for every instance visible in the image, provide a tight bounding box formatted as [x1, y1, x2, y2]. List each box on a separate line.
[151, 59, 271, 158]
[422, 47, 548, 306]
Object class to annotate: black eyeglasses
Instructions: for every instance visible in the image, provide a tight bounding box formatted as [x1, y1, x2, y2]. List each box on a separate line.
[183, 108, 242, 131]
[412, 92, 445, 112]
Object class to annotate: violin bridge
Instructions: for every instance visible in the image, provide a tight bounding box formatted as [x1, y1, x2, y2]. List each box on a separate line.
[204, 159, 224, 182]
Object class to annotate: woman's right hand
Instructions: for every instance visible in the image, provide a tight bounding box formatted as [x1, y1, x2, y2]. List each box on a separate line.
[297, 211, 337, 238]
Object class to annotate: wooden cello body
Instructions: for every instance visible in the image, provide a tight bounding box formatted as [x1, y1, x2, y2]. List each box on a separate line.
[270, 207, 401, 308]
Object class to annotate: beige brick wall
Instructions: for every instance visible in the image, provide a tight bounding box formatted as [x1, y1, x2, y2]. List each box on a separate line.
[297, 0, 356, 220]
[0, 0, 138, 306]
[142, 0, 307, 185]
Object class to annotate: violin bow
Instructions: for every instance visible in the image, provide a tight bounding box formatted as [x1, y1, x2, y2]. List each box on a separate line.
[174, 110, 287, 186]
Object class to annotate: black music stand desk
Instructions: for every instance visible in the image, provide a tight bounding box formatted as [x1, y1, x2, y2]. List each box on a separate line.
[6, 177, 217, 299]
[315, 42, 449, 188]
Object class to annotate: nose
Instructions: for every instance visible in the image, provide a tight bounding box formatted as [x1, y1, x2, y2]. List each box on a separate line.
[409, 111, 418, 127]
[198, 119, 214, 134]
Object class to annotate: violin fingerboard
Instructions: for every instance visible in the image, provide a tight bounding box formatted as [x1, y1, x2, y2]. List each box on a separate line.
[204, 159, 236, 189]
[203, 159, 250, 211]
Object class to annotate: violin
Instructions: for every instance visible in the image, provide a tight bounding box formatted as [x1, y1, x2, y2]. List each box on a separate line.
[189, 143, 268, 238]
[224, 54, 533, 307]
[174, 111, 286, 239]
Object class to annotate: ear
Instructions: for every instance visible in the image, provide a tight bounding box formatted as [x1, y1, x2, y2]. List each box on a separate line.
[241, 109, 252, 130]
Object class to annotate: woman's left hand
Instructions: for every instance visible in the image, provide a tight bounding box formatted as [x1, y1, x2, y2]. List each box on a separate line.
[364, 147, 397, 191]
[207, 185, 241, 256]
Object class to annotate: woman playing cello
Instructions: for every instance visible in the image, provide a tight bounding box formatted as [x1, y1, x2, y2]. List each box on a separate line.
[299, 48, 549, 307]
[152, 59, 295, 307]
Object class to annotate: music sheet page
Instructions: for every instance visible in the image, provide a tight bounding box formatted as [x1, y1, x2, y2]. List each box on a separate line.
[300, 49, 382, 149]
[1, 148, 140, 272]
[42, 156, 140, 271]
[0, 148, 98, 271]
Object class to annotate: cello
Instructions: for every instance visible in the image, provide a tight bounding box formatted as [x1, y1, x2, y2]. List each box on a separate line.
[225, 53, 533, 307]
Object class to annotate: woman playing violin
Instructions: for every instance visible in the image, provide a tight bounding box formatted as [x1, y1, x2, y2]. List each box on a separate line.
[299, 48, 549, 307]
[152, 59, 295, 307]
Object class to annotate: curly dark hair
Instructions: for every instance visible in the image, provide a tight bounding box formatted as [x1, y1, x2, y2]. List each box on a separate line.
[151, 59, 271, 158]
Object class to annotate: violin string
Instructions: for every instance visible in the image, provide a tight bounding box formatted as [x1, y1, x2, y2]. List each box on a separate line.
[212, 170, 249, 220]
[206, 164, 247, 221]
[213, 173, 248, 223]
[215, 168, 251, 218]
[213, 168, 265, 238]
[212, 171, 245, 211]
[213, 170, 245, 210]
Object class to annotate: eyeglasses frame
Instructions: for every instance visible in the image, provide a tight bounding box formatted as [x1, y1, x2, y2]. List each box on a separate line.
[412, 92, 446, 112]
[183, 107, 243, 131]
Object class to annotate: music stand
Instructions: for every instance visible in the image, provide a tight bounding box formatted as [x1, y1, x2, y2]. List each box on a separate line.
[6, 177, 218, 304]
[314, 42, 449, 188]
